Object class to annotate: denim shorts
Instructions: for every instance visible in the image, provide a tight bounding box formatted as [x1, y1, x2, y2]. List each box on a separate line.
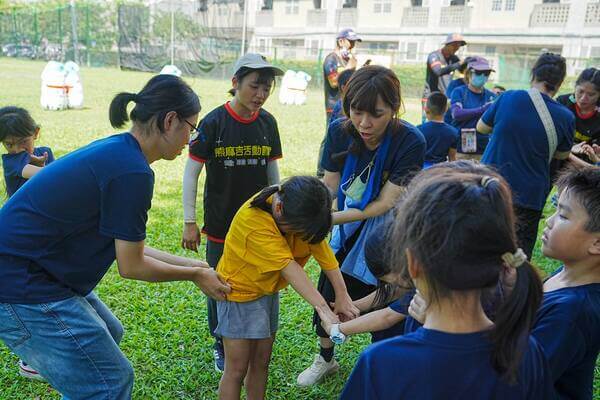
[215, 293, 279, 339]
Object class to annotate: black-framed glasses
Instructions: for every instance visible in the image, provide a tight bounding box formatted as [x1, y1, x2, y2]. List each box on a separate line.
[182, 119, 201, 135]
[475, 71, 492, 77]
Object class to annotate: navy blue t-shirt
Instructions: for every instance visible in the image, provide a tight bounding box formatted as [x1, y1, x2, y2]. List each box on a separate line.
[321, 119, 426, 187]
[533, 271, 600, 400]
[341, 328, 555, 400]
[481, 90, 575, 210]
[371, 290, 415, 342]
[330, 100, 344, 123]
[450, 85, 496, 154]
[2, 146, 55, 197]
[417, 121, 459, 164]
[0, 133, 154, 304]
[444, 78, 466, 124]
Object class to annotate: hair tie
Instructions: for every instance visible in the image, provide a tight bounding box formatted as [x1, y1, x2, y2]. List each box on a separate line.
[277, 184, 282, 192]
[501, 248, 527, 268]
[480, 175, 498, 189]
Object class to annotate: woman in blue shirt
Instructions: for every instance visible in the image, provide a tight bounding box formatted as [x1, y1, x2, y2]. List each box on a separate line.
[0, 75, 230, 399]
[450, 57, 496, 160]
[298, 65, 426, 386]
[478, 53, 575, 259]
[342, 166, 554, 400]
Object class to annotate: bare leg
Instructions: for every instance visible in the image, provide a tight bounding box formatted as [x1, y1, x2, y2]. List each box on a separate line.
[245, 335, 276, 400]
[219, 338, 251, 400]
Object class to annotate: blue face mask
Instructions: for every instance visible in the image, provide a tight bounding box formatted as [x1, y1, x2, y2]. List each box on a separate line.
[471, 73, 489, 88]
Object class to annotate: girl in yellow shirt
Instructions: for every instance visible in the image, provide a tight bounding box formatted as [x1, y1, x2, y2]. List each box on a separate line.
[215, 176, 358, 400]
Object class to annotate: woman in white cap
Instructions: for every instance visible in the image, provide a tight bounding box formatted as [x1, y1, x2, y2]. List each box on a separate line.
[449, 57, 497, 160]
[181, 53, 284, 372]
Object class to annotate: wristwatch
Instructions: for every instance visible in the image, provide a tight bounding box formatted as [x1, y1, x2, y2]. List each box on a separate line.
[330, 323, 347, 345]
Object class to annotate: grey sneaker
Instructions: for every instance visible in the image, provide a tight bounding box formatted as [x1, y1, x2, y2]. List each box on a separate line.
[296, 354, 339, 387]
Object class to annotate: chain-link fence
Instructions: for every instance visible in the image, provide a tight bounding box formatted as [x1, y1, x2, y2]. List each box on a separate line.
[0, 1, 595, 96]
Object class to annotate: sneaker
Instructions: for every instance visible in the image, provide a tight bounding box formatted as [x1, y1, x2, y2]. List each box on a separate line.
[213, 341, 225, 373]
[296, 354, 339, 387]
[18, 360, 45, 382]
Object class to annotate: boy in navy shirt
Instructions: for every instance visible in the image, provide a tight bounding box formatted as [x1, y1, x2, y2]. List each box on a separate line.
[417, 92, 458, 168]
[536, 167, 600, 400]
[0, 106, 54, 197]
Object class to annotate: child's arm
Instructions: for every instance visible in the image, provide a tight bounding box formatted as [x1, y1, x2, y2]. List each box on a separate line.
[281, 260, 339, 323]
[182, 158, 204, 252]
[319, 306, 405, 337]
[353, 291, 377, 313]
[21, 164, 44, 179]
[448, 147, 457, 162]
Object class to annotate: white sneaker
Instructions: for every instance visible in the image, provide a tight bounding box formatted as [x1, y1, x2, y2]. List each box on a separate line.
[18, 360, 46, 382]
[297, 354, 339, 387]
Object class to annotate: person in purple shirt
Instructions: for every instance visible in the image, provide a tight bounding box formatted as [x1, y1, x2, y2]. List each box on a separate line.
[342, 166, 554, 400]
[0, 106, 54, 197]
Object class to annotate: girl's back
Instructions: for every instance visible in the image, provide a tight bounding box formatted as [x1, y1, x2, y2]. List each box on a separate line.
[342, 328, 554, 400]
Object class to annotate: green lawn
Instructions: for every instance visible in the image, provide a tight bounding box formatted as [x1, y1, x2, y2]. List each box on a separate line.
[0, 58, 597, 399]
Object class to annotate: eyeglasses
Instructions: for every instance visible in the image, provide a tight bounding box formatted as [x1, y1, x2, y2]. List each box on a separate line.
[182, 119, 201, 135]
[474, 71, 492, 77]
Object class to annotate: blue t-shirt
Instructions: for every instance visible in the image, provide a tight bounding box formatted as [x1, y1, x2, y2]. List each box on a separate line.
[481, 90, 575, 210]
[371, 290, 415, 343]
[417, 121, 459, 164]
[321, 119, 426, 187]
[450, 86, 496, 154]
[341, 328, 555, 400]
[0, 133, 154, 304]
[533, 270, 600, 400]
[2, 146, 55, 197]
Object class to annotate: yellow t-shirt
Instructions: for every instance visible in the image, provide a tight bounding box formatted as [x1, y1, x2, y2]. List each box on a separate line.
[216, 195, 339, 302]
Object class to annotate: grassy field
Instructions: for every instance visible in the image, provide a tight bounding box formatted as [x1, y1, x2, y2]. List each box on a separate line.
[0, 58, 597, 399]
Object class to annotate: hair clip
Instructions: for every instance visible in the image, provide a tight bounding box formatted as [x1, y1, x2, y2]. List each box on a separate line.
[480, 175, 498, 189]
[501, 248, 527, 268]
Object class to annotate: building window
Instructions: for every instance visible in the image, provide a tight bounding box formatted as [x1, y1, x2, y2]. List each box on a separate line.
[542, 0, 559, 3]
[406, 42, 418, 60]
[313, 0, 322, 9]
[505, 0, 515, 10]
[285, 0, 299, 14]
[261, 0, 273, 10]
[450, 0, 465, 5]
[342, 0, 358, 8]
[259, 39, 267, 53]
[492, 0, 502, 11]
[485, 45, 496, 55]
[411, 0, 423, 6]
[308, 39, 320, 55]
[374, 0, 392, 13]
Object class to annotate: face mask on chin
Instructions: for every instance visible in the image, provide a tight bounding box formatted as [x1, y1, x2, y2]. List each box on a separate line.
[471, 73, 489, 89]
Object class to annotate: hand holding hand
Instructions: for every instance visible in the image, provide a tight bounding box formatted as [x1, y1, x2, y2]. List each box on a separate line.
[333, 294, 360, 321]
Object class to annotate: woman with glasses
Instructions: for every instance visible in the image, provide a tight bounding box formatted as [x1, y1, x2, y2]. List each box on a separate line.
[449, 57, 497, 160]
[0, 74, 231, 399]
[181, 53, 284, 372]
[297, 65, 425, 387]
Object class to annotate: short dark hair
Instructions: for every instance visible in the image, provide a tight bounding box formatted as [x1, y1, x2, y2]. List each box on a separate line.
[250, 176, 332, 244]
[426, 92, 448, 116]
[109, 74, 200, 132]
[0, 106, 39, 142]
[228, 67, 276, 96]
[557, 166, 600, 232]
[531, 53, 566, 92]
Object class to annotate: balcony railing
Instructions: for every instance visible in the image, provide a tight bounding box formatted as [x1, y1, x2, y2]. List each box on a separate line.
[402, 7, 429, 27]
[335, 8, 358, 28]
[255, 10, 273, 27]
[585, 2, 600, 26]
[530, 3, 570, 27]
[439, 6, 471, 27]
[307, 9, 327, 27]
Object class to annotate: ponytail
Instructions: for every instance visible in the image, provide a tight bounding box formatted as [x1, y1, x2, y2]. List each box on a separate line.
[531, 53, 566, 93]
[109, 92, 137, 128]
[489, 261, 543, 383]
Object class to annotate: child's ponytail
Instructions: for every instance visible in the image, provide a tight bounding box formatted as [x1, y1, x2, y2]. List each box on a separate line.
[109, 92, 137, 128]
[489, 259, 543, 383]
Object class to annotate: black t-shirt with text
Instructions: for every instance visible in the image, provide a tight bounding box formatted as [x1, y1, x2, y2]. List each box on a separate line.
[323, 52, 347, 114]
[189, 103, 282, 241]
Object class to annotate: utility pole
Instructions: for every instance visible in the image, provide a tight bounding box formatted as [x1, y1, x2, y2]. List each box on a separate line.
[170, 0, 175, 65]
[70, 0, 79, 62]
[240, 0, 248, 57]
